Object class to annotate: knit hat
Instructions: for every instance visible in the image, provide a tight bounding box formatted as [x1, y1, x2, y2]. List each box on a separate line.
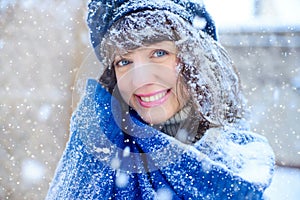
[85, 0, 247, 126]
[87, 0, 217, 60]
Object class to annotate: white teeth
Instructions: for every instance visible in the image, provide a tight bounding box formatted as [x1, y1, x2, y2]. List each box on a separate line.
[140, 91, 167, 102]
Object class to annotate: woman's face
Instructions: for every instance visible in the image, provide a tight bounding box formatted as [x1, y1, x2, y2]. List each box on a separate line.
[113, 41, 187, 124]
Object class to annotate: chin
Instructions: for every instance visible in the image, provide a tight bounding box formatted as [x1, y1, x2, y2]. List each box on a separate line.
[142, 116, 165, 125]
[137, 108, 173, 125]
[129, 96, 179, 125]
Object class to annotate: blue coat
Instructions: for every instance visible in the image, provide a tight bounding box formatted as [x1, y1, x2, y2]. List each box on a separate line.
[46, 79, 274, 199]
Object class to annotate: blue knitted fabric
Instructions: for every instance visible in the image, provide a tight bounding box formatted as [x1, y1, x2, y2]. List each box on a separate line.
[46, 79, 275, 199]
[87, 0, 217, 52]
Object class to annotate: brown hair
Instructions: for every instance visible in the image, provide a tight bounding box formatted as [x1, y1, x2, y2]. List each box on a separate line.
[99, 10, 247, 128]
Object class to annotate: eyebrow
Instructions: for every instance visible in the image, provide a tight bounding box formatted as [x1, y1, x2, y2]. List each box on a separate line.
[114, 41, 176, 58]
[115, 53, 131, 60]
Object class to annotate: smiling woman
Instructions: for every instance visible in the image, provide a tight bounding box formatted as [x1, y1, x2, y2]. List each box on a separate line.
[46, 0, 275, 199]
[113, 41, 184, 124]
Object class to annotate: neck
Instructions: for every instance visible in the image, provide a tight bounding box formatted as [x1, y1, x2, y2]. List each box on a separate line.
[153, 105, 206, 144]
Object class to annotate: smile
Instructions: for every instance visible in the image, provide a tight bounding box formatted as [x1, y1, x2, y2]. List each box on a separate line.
[136, 89, 171, 108]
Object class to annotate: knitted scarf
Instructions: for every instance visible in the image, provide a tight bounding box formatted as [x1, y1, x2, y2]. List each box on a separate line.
[46, 79, 275, 200]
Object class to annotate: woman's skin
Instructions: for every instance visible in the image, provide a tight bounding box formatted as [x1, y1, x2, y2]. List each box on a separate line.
[114, 41, 187, 124]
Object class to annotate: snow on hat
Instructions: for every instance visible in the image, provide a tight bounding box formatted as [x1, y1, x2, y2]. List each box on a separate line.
[87, 0, 217, 59]
[85, 0, 247, 126]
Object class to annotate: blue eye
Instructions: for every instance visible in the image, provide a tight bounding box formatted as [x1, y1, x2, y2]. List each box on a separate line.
[116, 59, 130, 67]
[153, 50, 168, 57]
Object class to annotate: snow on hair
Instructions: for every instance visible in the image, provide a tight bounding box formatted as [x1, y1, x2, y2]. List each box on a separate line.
[99, 10, 247, 126]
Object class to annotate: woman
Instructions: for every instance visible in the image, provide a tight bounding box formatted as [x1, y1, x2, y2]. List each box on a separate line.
[46, 0, 275, 199]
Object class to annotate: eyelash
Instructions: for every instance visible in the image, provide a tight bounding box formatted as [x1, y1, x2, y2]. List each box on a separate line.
[153, 49, 168, 57]
[115, 59, 131, 67]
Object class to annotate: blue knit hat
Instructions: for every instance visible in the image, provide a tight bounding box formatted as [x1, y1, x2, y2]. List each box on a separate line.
[87, 0, 217, 53]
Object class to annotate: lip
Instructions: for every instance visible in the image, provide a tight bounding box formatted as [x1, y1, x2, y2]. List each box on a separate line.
[135, 89, 171, 108]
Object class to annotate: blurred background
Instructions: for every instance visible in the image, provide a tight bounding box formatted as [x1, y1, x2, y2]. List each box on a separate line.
[0, 0, 299, 199]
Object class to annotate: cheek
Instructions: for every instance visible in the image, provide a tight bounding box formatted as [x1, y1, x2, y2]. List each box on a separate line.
[173, 76, 190, 106]
[115, 71, 132, 105]
[116, 82, 133, 106]
[155, 61, 178, 87]
[165, 69, 179, 88]
[164, 58, 179, 82]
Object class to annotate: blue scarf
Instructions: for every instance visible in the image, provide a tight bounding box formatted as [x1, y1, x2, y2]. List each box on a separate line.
[46, 79, 274, 199]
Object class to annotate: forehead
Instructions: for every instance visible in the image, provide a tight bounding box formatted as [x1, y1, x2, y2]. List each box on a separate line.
[115, 41, 177, 57]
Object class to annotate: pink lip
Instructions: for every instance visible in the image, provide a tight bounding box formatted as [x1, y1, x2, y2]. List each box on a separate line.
[135, 89, 168, 97]
[135, 89, 171, 108]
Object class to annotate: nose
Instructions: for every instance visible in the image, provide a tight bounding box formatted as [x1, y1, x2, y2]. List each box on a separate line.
[131, 63, 156, 88]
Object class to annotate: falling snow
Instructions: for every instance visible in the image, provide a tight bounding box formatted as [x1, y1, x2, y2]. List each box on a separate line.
[1, 0, 299, 199]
